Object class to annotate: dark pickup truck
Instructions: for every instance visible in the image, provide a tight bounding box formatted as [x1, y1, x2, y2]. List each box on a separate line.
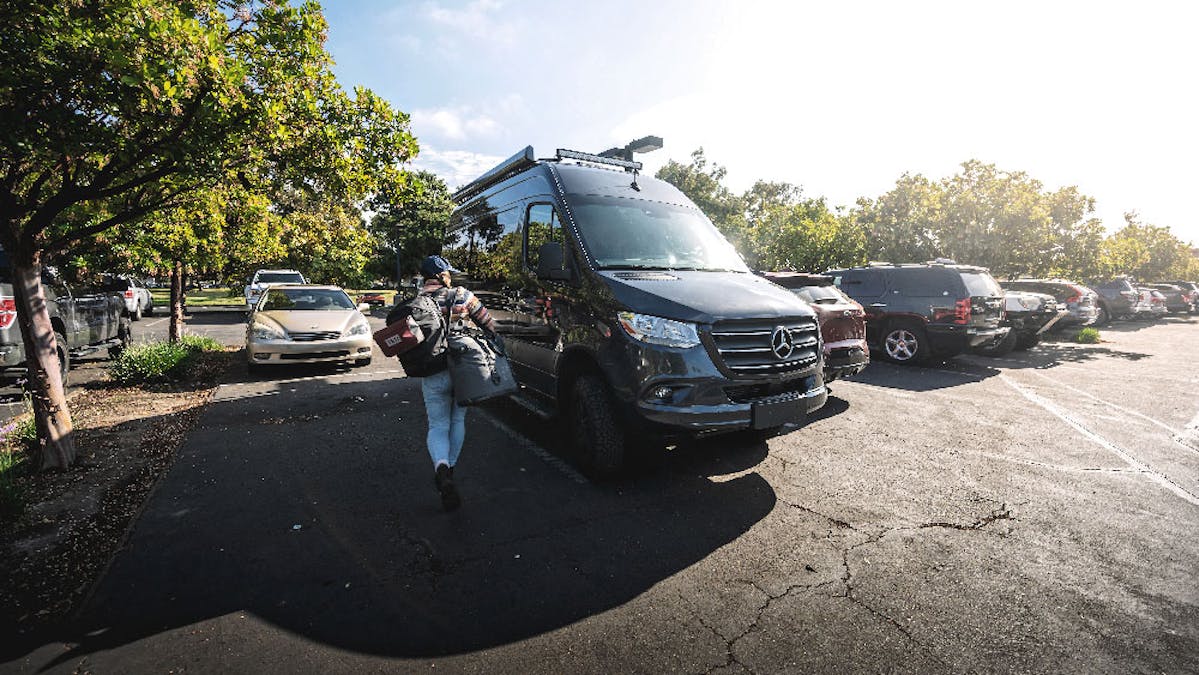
[1, 264, 131, 386]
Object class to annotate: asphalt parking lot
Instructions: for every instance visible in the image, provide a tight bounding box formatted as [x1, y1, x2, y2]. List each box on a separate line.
[5, 313, 1198, 673]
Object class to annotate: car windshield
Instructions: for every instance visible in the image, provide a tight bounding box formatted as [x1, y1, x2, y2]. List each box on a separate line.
[567, 195, 749, 272]
[261, 288, 353, 311]
[961, 271, 1002, 296]
[791, 285, 846, 304]
[258, 272, 305, 284]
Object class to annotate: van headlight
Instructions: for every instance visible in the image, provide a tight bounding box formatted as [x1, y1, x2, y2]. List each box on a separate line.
[343, 321, 371, 337]
[250, 323, 285, 341]
[616, 312, 700, 348]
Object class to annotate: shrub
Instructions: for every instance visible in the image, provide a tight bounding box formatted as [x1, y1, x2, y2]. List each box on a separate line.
[179, 334, 224, 353]
[108, 336, 228, 384]
[0, 422, 31, 519]
[1076, 327, 1101, 344]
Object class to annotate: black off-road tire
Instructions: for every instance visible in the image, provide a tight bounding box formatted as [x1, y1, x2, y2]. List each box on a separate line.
[1094, 305, 1109, 327]
[975, 329, 1017, 357]
[53, 331, 70, 386]
[144, 300, 154, 317]
[570, 374, 625, 478]
[880, 320, 930, 364]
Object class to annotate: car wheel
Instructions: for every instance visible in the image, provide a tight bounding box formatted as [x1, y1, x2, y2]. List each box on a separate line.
[1094, 305, 1109, 326]
[570, 374, 625, 478]
[53, 331, 70, 386]
[881, 321, 928, 364]
[109, 322, 132, 359]
[132, 304, 142, 321]
[975, 329, 1017, 357]
[1014, 332, 1040, 351]
[144, 300, 153, 317]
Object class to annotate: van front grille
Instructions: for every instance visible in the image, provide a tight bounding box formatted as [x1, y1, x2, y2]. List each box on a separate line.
[709, 317, 820, 376]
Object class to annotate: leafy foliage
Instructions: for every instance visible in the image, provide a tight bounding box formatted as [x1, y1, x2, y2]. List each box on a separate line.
[369, 171, 456, 280]
[1075, 328, 1101, 344]
[108, 336, 222, 384]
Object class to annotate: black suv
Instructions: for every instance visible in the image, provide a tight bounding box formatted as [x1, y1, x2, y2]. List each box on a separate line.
[826, 263, 1007, 364]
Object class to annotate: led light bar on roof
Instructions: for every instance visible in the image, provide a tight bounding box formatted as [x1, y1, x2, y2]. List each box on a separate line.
[556, 148, 642, 171]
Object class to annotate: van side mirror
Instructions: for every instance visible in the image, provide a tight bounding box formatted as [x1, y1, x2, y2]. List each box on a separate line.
[536, 242, 570, 281]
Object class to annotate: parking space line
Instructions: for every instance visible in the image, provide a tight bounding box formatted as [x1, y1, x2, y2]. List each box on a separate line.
[999, 374, 1199, 507]
[1024, 369, 1198, 455]
[475, 408, 589, 485]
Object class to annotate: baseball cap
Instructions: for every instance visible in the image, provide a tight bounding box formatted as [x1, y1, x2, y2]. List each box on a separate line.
[420, 255, 460, 278]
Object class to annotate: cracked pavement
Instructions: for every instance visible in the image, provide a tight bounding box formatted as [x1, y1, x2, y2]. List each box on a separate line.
[4, 316, 1198, 673]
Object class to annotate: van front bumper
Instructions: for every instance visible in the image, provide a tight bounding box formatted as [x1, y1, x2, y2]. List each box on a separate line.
[599, 333, 827, 436]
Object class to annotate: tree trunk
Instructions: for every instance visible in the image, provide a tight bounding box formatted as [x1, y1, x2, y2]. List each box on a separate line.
[9, 254, 76, 470]
[169, 259, 184, 343]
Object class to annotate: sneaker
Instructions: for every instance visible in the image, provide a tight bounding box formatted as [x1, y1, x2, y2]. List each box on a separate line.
[434, 464, 460, 511]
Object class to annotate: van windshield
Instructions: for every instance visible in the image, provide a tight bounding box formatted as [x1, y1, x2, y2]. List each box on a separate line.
[567, 195, 748, 272]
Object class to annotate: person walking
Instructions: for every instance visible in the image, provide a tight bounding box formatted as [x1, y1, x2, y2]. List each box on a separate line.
[412, 255, 496, 511]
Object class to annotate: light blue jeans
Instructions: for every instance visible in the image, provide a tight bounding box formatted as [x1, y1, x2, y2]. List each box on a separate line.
[421, 369, 466, 468]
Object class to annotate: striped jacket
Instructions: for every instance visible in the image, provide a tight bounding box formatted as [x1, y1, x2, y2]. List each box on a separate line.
[420, 280, 496, 333]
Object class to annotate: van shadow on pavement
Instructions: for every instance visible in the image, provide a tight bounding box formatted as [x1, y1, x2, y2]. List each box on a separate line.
[27, 369, 776, 666]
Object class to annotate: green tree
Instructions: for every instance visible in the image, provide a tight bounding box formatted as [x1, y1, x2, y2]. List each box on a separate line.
[656, 148, 748, 252]
[369, 171, 455, 281]
[1099, 213, 1193, 281]
[853, 174, 942, 264]
[0, 1, 416, 469]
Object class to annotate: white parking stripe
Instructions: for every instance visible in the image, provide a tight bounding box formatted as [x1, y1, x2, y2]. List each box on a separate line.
[475, 408, 589, 485]
[1000, 374, 1199, 507]
[1176, 411, 1199, 451]
[1024, 368, 1198, 455]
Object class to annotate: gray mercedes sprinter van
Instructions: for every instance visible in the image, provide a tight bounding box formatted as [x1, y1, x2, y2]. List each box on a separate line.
[444, 147, 827, 475]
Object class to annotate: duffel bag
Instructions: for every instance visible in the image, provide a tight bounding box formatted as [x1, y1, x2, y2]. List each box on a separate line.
[447, 331, 518, 405]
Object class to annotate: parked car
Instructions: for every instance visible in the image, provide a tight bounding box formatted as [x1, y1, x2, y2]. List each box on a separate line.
[974, 290, 1064, 356]
[101, 274, 153, 321]
[245, 285, 373, 370]
[825, 261, 1007, 364]
[1147, 283, 1190, 313]
[1091, 277, 1142, 321]
[443, 146, 827, 475]
[0, 252, 131, 385]
[760, 272, 868, 381]
[999, 279, 1099, 326]
[1143, 288, 1169, 318]
[244, 268, 307, 307]
[1164, 281, 1199, 313]
[357, 291, 389, 307]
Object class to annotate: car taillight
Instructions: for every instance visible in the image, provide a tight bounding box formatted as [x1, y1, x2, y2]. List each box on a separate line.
[954, 298, 971, 324]
[1120, 290, 1137, 300]
[124, 289, 134, 299]
[0, 297, 16, 330]
[1065, 286, 1082, 303]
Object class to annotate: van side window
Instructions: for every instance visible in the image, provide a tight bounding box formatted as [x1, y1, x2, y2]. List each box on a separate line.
[525, 203, 563, 271]
[472, 207, 522, 283]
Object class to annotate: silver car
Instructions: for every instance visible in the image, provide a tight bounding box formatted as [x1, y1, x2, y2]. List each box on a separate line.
[246, 285, 374, 369]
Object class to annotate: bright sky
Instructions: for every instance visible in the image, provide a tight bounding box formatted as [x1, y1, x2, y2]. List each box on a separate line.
[323, 0, 1199, 245]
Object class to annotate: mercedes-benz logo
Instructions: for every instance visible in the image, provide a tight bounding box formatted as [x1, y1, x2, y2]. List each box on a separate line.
[770, 325, 795, 360]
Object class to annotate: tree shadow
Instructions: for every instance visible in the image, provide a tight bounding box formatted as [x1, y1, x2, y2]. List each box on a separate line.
[967, 342, 1152, 370]
[13, 369, 776, 667]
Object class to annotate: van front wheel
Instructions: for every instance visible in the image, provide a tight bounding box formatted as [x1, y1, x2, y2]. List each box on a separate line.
[570, 375, 625, 478]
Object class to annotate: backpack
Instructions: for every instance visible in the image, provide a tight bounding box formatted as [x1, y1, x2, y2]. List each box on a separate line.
[386, 289, 451, 377]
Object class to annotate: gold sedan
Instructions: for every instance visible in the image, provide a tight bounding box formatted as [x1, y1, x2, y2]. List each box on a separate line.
[246, 285, 374, 370]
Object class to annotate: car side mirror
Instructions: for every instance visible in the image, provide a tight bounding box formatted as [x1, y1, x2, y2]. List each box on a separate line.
[357, 303, 372, 313]
[536, 242, 570, 281]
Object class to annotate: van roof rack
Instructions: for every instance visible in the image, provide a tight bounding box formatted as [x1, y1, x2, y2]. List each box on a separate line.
[452, 145, 538, 204]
